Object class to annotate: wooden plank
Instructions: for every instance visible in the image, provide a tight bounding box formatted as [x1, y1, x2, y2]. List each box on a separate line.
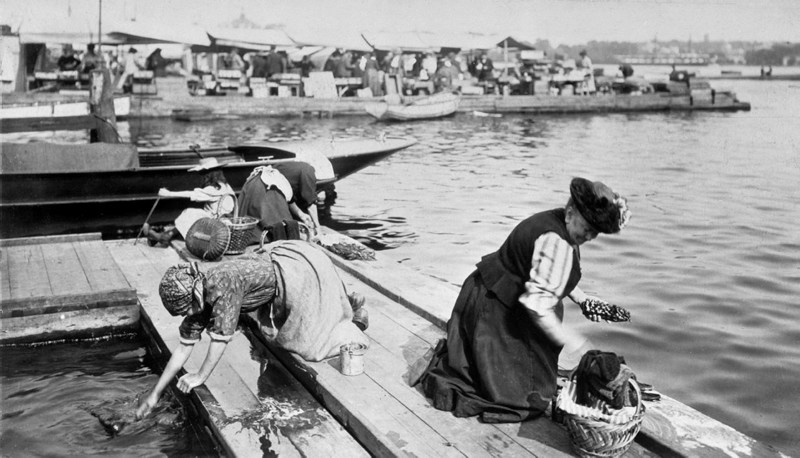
[0, 232, 101, 247]
[0, 289, 137, 318]
[638, 395, 785, 458]
[0, 304, 138, 344]
[234, 330, 369, 457]
[74, 240, 132, 292]
[0, 247, 11, 300]
[40, 242, 91, 296]
[6, 244, 51, 299]
[267, 344, 462, 458]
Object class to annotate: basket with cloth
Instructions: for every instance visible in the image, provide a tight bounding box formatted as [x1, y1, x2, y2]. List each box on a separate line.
[555, 350, 645, 458]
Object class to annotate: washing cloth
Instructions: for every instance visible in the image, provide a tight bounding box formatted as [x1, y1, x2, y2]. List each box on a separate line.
[574, 350, 634, 409]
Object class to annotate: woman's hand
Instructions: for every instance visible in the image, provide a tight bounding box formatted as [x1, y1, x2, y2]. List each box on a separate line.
[176, 372, 205, 393]
[299, 213, 314, 229]
[158, 188, 171, 197]
[135, 393, 158, 420]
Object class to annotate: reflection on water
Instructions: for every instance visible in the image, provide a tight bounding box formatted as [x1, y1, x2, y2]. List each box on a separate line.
[4, 79, 800, 455]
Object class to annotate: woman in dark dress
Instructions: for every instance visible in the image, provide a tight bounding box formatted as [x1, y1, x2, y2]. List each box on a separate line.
[418, 177, 631, 423]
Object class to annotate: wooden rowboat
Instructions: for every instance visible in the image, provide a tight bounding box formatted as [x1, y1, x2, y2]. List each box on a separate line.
[0, 136, 416, 238]
[365, 93, 460, 122]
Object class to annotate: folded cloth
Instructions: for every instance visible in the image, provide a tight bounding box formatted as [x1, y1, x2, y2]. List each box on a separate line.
[269, 221, 287, 241]
[284, 220, 301, 240]
[574, 350, 634, 409]
[265, 220, 303, 243]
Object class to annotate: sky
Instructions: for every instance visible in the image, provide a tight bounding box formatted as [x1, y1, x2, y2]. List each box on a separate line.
[3, 0, 800, 46]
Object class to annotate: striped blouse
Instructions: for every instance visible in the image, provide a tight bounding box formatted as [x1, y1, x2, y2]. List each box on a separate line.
[518, 232, 575, 320]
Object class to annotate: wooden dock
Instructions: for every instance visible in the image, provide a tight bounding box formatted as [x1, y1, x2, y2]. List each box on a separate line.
[1, 77, 748, 127]
[0, 231, 786, 457]
[0, 233, 137, 344]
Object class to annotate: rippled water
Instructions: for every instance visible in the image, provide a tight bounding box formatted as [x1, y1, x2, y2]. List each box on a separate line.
[6, 78, 799, 455]
[0, 337, 215, 456]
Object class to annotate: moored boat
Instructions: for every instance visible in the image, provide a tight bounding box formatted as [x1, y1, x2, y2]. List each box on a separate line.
[0, 96, 131, 133]
[0, 136, 416, 238]
[365, 92, 461, 121]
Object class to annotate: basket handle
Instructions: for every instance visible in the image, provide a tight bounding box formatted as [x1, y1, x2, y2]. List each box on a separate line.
[629, 378, 643, 416]
[215, 193, 238, 219]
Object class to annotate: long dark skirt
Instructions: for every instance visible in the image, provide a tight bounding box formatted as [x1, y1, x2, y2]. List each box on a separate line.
[419, 271, 563, 423]
[238, 177, 293, 244]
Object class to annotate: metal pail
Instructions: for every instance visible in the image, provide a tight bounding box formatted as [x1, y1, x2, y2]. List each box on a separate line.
[339, 343, 367, 376]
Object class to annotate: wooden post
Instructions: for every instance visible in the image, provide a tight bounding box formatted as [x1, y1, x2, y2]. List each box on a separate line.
[89, 68, 119, 143]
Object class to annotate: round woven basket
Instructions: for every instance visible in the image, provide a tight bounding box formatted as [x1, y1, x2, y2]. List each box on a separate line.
[556, 378, 644, 458]
[185, 217, 231, 261]
[221, 216, 259, 255]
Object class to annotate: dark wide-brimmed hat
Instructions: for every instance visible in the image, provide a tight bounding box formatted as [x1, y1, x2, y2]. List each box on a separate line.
[569, 177, 630, 234]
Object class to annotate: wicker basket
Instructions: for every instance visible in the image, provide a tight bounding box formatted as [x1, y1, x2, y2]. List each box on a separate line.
[185, 217, 231, 261]
[221, 216, 258, 255]
[555, 377, 644, 458]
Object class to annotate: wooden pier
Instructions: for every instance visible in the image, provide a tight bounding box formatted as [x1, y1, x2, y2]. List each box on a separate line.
[0, 230, 786, 457]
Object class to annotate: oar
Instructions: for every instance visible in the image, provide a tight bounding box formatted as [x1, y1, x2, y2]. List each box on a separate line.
[189, 143, 203, 159]
[134, 196, 161, 245]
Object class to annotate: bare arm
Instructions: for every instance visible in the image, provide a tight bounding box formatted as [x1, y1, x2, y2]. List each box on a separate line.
[136, 341, 195, 419]
[176, 339, 228, 394]
[568, 286, 589, 305]
[289, 202, 314, 229]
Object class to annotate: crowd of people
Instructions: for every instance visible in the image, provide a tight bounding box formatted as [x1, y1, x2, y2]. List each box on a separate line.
[42, 43, 168, 92]
[195, 46, 505, 96]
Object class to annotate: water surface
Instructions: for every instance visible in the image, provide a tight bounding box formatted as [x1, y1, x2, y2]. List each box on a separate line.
[6, 77, 799, 455]
[0, 337, 216, 456]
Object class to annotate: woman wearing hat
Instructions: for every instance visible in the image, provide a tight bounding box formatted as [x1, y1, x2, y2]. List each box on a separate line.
[417, 177, 632, 423]
[135, 240, 369, 419]
[143, 157, 235, 246]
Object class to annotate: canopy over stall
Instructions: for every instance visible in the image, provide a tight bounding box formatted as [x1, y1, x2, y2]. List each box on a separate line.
[206, 27, 296, 53]
[107, 20, 211, 47]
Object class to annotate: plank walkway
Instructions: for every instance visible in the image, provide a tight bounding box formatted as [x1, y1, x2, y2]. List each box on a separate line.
[1, 231, 784, 457]
[317, 230, 786, 458]
[0, 233, 137, 343]
[165, 235, 654, 457]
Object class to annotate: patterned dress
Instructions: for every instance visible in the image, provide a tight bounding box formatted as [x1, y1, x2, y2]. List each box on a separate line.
[178, 241, 368, 361]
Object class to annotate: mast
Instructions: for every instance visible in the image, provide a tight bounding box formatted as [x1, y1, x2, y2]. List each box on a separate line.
[97, 0, 102, 52]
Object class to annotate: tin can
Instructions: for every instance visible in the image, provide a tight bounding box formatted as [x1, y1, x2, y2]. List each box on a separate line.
[339, 343, 367, 376]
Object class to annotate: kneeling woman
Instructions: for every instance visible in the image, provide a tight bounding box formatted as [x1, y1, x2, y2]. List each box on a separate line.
[135, 240, 368, 419]
[418, 177, 631, 423]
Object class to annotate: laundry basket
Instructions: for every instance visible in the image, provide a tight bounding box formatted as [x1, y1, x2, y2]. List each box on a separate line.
[555, 377, 645, 458]
[221, 216, 258, 255]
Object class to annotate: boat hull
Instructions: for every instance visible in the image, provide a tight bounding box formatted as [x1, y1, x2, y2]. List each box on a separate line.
[366, 93, 461, 121]
[0, 137, 416, 238]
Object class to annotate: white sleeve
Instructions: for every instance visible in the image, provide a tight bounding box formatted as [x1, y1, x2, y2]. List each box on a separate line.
[518, 232, 574, 318]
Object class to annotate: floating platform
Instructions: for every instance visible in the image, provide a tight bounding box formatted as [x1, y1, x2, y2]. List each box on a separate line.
[0, 231, 786, 457]
[129, 77, 750, 119]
